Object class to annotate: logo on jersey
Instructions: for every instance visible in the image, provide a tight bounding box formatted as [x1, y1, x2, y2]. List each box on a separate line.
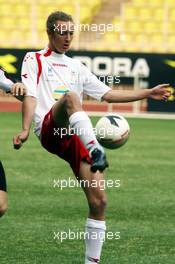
[22, 73, 28, 78]
[52, 63, 67, 67]
[48, 67, 54, 77]
[53, 86, 69, 101]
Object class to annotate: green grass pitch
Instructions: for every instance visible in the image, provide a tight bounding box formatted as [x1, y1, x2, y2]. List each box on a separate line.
[0, 112, 175, 264]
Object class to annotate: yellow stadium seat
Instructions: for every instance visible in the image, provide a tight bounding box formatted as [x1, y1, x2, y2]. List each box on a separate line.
[104, 31, 120, 42]
[151, 33, 164, 43]
[0, 4, 12, 16]
[113, 17, 120, 25]
[124, 6, 138, 19]
[154, 8, 164, 20]
[146, 0, 165, 5]
[8, 0, 30, 3]
[167, 22, 175, 33]
[38, 0, 69, 4]
[139, 8, 153, 20]
[79, 6, 92, 23]
[121, 33, 134, 46]
[133, 0, 144, 5]
[37, 31, 48, 48]
[37, 18, 46, 31]
[43, 5, 60, 15]
[168, 35, 175, 47]
[9, 30, 23, 47]
[13, 4, 30, 15]
[0, 30, 7, 41]
[125, 21, 142, 33]
[82, 0, 101, 7]
[61, 5, 75, 16]
[16, 17, 31, 30]
[167, 0, 175, 5]
[169, 9, 175, 21]
[134, 33, 145, 43]
[123, 45, 138, 52]
[144, 22, 163, 33]
[1, 17, 16, 29]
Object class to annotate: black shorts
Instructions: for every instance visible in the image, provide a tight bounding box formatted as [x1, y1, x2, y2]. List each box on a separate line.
[0, 161, 7, 192]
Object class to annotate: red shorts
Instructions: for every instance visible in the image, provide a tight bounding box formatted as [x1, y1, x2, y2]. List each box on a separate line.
[40, 109, 91, 176]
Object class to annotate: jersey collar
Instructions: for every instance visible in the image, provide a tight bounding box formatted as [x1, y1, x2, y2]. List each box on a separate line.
[44, 47, 64, 58]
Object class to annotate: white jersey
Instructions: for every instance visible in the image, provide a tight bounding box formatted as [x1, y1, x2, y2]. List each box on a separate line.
[0, 69, 13, 92]
[21, 47, 111, 136]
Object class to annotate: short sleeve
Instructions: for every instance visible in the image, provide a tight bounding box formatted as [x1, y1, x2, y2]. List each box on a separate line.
[0, 69, 13, 88]
[21, 52, 38, 98]
[80, 63, 111, 101]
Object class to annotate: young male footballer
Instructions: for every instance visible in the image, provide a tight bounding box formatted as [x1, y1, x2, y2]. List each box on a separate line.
[0, 68, 26, 218]
[13, 11, 171, 263]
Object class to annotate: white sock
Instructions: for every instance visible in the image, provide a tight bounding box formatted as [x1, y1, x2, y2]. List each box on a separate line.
[85, 218, 106, 263]
[69, 111, 103, 152]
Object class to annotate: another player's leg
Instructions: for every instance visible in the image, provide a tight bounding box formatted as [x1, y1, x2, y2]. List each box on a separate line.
[52, 91, 109, 172]
[0, 161, 8, 217]
[78, 161, 107, 263]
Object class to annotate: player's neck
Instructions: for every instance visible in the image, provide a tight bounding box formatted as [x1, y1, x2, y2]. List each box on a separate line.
[48, 44, 64, 55]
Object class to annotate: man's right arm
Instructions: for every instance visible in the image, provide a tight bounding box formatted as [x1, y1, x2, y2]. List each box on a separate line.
[13, 52, 38, 149]
[13, 96, 36, 149]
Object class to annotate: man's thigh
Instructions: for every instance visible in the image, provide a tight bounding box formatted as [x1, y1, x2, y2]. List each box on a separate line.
[41, 110, 91, 176]
[51, 95, 69, 128]
[51, 92, 82, 128]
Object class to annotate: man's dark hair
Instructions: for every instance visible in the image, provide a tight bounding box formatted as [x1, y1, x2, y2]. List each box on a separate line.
[46, 11, 73, 32]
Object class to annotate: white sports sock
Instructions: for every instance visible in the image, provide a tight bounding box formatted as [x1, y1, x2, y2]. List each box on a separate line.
[69, 111, 103, 152]
[85, 218, 106, 264]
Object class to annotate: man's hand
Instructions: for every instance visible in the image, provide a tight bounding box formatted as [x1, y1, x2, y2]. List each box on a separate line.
[149, 84, 171, 101]
[13, 96, 36, 149]
[11, 82, 26, 96]
[13, 129, 29, 150]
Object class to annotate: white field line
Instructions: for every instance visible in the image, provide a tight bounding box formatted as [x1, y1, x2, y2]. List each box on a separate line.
[88, 112, 175, 120]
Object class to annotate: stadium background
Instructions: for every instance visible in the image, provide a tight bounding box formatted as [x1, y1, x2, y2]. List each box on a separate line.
[0, 1, 175, 264]
[0, 0, 175, 113]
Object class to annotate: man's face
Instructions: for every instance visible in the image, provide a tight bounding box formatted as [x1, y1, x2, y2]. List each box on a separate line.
[48, 20, 74, 53]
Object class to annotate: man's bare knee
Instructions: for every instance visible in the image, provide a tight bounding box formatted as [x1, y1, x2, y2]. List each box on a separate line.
[88, 194, 107, 216]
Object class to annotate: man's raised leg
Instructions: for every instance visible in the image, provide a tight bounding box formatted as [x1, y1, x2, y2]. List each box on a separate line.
[52, 91, 108, 172]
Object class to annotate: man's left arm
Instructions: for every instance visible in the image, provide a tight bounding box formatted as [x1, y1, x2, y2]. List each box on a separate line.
[102, 84, 171, 103]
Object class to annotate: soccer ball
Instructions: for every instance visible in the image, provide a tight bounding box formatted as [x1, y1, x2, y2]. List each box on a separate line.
[95, 114, 130, 149]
